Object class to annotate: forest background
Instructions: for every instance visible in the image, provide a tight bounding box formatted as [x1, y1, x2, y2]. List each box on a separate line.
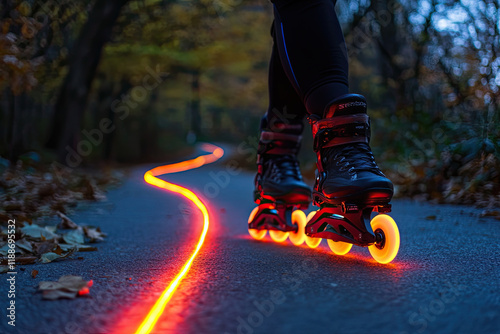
[1, 0, 499, 210]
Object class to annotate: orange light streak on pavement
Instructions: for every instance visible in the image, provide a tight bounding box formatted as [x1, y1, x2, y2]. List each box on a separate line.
[135, 143, 224, 334]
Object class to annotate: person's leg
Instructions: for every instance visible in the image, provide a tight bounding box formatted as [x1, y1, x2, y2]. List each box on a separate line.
[265, 24, 307, 130]
[249, 0, 393, 247]
[270, 0, 393, 203]
[254, 24, 310, 206]
[271, 0, 348, 116]
[249, 22, 311, 243]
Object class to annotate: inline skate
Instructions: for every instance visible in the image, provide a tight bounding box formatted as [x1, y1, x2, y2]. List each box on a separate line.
[248, 118, 312, 245]
[305, 94, 400, 264]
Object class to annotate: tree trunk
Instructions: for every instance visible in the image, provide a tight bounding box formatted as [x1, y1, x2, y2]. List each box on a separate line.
[46, 0, 129, 164]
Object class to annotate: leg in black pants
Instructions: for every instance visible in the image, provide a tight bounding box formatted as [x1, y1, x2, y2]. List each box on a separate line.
[255, 0, 350, 206]
[270, 0, 348, 117]
[264, 24, 307, 132]
[267, 0, 393, 218]
[250, 0, 397, 262]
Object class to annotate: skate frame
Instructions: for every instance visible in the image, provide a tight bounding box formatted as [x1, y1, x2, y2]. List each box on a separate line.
[306, 202, 392, 247]
[248, 200, 302, 233]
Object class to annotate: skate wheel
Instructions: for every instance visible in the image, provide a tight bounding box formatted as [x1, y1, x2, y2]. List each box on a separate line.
[248, 207, 266, 240]
[368, 214, 400, 264]
[327, 239, 353, 255]
[288, 210, 306, 246]
[304, 211, 322, 248]
[269, 230, 289, 243]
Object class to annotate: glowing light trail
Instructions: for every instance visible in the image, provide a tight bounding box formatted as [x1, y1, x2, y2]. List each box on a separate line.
[135, 143, 224, 334]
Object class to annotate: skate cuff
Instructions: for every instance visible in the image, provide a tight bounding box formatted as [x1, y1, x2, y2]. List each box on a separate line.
[312, 114, 370, 149]
[324, 95, 367, 118]
[260, 131, 302, 142]
[259, 131, 302, 155]
[269, 123, 303, 133]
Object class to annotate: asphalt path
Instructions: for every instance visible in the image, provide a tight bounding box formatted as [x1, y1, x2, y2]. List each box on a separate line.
[1, 147, 499, 334]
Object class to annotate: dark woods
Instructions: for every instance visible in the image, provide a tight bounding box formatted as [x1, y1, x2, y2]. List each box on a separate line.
[0, 0, 498, 205]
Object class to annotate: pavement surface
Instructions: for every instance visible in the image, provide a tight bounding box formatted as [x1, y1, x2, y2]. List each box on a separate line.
[1, 146, 499, 334]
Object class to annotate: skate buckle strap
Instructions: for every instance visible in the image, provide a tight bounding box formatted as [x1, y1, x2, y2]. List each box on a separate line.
[270, 123, 303, 132]
[259, 131, 302, 155]
[312, 114, 370, 150]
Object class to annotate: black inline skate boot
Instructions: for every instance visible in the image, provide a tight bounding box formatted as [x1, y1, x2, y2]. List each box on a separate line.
[305, 94, 400, 263]
[248, 118, 311, 244]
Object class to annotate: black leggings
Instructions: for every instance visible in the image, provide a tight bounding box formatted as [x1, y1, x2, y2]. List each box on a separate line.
[266, 0, 348, 126]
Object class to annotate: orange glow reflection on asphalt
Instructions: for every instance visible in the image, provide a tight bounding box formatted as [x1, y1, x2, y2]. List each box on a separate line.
[135, 143, 224, 334]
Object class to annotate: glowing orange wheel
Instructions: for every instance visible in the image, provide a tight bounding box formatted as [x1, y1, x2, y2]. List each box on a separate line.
[368, 214, 400, 264]
[288, 210, 307, 246]
[269, 229, 289, 243]
[327, 239, 353, 255]
[304, 211, 322, 248]
[248, 207, 266, 240]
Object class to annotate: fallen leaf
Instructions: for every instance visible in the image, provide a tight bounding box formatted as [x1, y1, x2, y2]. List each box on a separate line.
[39, 281, 63, 290]
[38, 275, 93, 300]
[16, 256, 37, 264]
[57, 212, 79, 229]
[33, 242, 57, 255]
[16, 238, 33, 253]
[42, 289, 77, 300]
[59, 244, 96, 252]
[45, 225, 57, 233]
[59, 275, 91, 292]
[0, 256, 37, 265]
[58, 244, 77, 252]
[83, 226, 106, 242]
[75, 245, 97, 252]
[21, 224, 58, 241]
[63, 229, 84, 245]
[53, 244, 63, 255]
[0, 244, 13, 256]
[40, 252, 62, 263]
[0, 241, 29, 255]
[31, 269, 38, 278]
[39, 248, 74, 263]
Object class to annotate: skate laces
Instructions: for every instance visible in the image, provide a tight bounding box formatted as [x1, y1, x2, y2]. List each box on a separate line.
[266, 155, 302, 181]
[325, 143, 382, 175]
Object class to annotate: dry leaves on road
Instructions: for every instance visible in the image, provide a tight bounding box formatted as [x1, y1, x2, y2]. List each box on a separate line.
[0, 212, 106, 267]
[38, 275, 93, 300]
[0, 161, 123, 225]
